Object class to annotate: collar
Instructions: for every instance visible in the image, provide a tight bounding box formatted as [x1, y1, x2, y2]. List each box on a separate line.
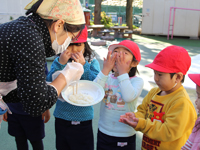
[27, 14, 56, 57]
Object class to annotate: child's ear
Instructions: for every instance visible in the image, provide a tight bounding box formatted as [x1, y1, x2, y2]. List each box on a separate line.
[130, 61, 139, 68]
[175, 72, 183, 83]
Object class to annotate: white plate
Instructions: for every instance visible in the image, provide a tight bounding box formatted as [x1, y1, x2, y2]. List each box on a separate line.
[61, 80, 105, 106]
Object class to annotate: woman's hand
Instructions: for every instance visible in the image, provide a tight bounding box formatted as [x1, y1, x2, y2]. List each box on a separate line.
[71, 52, 86, 65]
[59, 50, 71, 65]
[102, 51, 117, 76]
[116, 52, 131, 76]
[3, 112, 8, 122]
[42, 109, 51, 123]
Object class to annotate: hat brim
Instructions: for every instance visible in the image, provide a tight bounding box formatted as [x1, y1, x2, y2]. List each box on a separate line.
[145, 63, 175, 74]
[73, 39, 87, 43]
[188, 74, 200, 87]
[108, 44, 132, 53]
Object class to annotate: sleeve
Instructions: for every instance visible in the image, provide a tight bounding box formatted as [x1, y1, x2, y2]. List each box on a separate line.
[81, 59, 100, 81]
[45, 62, 49, 76]
[135, 96, 197, 142]
[6, 29, 58, 117]
[181, 139, 193, 150]
[46, 57, 66, 82]
[134, 88, 156, 118]
[93, 71, 109, 89]
[117, 74, 144, 102]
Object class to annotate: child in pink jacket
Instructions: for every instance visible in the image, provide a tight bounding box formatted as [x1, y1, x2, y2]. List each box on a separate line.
[181, 73, 200, 150]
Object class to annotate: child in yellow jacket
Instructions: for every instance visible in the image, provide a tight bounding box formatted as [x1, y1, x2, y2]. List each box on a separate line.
[119, 45, 197, 150]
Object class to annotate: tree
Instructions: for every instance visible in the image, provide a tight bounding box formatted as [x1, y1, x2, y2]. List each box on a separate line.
[126, 0, 133, 30]
[94, 0, 102, 24]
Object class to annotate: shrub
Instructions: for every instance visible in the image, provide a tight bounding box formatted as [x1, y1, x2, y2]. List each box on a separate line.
[100, 11, 113, 28]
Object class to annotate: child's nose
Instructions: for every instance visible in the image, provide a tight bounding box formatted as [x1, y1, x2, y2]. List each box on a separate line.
[154, 75, 158, 81]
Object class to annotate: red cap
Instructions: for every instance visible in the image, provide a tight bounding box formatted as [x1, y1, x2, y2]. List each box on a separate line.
[73, 26, 88, 43]
[188, 74, 200, 87]
[145, 45, 191, 75]
[108, 40, 141, 62]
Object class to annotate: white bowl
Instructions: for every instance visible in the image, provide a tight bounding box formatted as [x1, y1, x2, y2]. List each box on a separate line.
[61, 80, 105, 106]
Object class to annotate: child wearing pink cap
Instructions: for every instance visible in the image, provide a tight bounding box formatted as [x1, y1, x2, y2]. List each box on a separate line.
[94, 40, 144, 150]
[46, 26, 100, 150]
[181, 74, 200, 150]
[119, 45, 197, 150]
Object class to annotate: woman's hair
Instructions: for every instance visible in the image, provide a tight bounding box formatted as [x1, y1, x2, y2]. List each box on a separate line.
[43, 19, 85, 34]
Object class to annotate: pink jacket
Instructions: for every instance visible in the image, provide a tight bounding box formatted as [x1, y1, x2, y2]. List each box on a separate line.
[181, 117, 200, 150]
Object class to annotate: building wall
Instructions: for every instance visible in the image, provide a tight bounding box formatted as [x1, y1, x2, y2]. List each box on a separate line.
[142, 0, 200, 38]
[0, 0, 30, 24]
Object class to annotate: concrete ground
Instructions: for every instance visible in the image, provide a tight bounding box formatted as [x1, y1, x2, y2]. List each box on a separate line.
[0, 34, 200, 150]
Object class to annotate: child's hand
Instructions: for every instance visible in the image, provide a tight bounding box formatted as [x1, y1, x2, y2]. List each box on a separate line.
[116, 52, 131, 76]
[42, 109, 51, 123]
[59, 50, 71, 65]
[119, 112, 138, 128]
[102, 51, 117, 75]
[71, 52, 86, 65]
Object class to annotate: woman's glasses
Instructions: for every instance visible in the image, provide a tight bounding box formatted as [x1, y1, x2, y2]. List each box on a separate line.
[71, 31, 82, 42]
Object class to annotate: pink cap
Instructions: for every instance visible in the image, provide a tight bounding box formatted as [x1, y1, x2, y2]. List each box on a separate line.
[188, 74, 200, 87]
[108, 40, 141, 62]
[145, 45, 191, 75]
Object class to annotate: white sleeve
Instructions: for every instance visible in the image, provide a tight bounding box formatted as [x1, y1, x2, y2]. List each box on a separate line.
[117, 73, 144, 103]
[93, 71, 108, 89]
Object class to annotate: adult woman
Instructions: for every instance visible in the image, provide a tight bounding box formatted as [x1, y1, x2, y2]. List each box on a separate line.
[0, 0, 85, 117]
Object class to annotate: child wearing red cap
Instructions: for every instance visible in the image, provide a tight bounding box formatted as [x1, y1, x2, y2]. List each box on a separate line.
[46, 26, 100, 150]
[94, 40, 144, 150]
[119, 45, 197, 150]
[181, 74, 200, 150]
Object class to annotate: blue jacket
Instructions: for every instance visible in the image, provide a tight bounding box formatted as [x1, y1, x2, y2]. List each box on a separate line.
[46, 57, 100, 121]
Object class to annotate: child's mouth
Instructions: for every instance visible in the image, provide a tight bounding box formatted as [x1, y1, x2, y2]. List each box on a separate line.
[69, 58, 74, 62]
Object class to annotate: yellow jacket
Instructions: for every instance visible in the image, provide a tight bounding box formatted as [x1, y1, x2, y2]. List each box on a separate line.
[135, 86, 197, 150]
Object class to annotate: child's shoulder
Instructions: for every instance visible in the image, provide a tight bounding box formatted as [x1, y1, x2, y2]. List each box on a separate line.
[130, 76, 144, 85]
[148, 87, 160, 95]
[172, 86, 190, 101]
[130, 76, 143, 81]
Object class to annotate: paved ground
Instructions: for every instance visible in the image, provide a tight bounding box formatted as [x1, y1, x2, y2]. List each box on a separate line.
[0, 34, 200, 150]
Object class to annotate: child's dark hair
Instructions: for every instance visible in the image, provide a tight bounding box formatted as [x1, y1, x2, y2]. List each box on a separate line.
[170, 73, 185, 83]
[83, 42, 95, 62]
[129, 55, 139, 77]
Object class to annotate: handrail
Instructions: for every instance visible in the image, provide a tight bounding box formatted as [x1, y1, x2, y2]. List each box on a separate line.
[167, 7, 200, 40]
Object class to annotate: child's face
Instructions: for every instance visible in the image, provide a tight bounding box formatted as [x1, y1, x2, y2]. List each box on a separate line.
[112, 47, 134, 73]
[67, 43, 85, 55]
[195, 85, 200, 113]
[154, 70, 176, 92]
